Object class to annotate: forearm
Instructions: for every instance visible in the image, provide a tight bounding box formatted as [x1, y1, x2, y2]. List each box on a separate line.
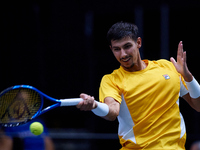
[185, 76, 200, 112]
[92, 98, 120, 121]
[102, 103, 119, 121]
[182, 70, 193, 82]
[91, 101, 109, 117]
[190, 97, 200, 112]
[77, 94, 120, 120]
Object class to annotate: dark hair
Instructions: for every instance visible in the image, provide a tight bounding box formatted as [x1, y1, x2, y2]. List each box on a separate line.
[107, 22, 139, 45]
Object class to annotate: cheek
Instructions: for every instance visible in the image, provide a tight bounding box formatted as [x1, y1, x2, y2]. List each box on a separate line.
[113, 52, 120, 61]
[130, 48, 137, 56]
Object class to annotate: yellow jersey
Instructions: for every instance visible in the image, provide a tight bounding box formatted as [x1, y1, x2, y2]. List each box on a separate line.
[99, 59, 188, 150]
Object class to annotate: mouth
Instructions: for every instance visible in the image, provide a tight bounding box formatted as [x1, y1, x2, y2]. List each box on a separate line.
[121, 57, 131, 62]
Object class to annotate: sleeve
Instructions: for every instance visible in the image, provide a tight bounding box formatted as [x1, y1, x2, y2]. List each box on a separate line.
[99, 75, 122, 104]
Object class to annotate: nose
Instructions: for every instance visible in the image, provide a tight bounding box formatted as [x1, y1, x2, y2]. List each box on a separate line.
[120, 49, 127, 58]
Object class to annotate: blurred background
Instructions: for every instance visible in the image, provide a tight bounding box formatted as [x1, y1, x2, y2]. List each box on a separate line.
[0, 0, 200, 149]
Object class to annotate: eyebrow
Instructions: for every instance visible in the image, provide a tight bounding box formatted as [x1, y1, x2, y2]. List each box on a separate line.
[123, 43, 132, 47]
[112, 46, 120, 49]
[112, 42, 132, 49]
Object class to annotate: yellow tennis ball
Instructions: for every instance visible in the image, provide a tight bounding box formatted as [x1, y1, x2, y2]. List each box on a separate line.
[30, 122, 44, 135]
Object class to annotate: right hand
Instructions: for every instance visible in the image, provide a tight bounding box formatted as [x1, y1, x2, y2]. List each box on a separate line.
[76, 93, 97, 111]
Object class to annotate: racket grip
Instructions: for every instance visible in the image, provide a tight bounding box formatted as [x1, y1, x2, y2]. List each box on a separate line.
[60, 98, 83, 106]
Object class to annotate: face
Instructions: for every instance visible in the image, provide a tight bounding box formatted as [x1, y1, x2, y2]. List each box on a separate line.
[190, 143, 200, 150]
[110, 37, 142, 72]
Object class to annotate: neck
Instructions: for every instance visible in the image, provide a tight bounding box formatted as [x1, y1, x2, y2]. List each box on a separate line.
[134, 60, 147, 71]
[121, 60, 147, 72]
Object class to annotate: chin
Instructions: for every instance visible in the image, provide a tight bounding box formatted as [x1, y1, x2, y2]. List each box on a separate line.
[123, 63, 135, 70]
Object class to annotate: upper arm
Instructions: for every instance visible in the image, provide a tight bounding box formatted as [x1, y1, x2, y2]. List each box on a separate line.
[99, 75, 122, 121]
[103, 97, 120, 121]
[99, 75, 122, 104]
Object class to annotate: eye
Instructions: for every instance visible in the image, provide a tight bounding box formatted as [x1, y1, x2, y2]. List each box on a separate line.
[113, 48, 121, 51]
[124, 44, 132, 49]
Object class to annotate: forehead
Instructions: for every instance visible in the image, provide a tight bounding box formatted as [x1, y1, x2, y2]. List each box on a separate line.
[111, 37, 136, 47]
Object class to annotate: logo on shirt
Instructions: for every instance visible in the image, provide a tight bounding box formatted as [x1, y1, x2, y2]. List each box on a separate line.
[163, 74, 170, 80]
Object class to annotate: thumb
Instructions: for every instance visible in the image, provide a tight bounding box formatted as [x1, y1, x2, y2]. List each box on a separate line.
[170, 57, 176, 66]
[80, 93, 89, 100]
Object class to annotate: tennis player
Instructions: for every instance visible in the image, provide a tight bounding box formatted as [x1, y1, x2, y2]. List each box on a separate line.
[76, 22, 200, 150]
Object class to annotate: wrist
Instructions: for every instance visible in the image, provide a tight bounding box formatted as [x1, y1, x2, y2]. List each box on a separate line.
[183, 72, 193, 82]
[93, 101, 98, 109]
[185, 77, 200, 98]
[91, 101, 109, 117]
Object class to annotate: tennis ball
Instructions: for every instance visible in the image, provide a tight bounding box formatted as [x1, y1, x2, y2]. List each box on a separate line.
[30, 122, 44, 135]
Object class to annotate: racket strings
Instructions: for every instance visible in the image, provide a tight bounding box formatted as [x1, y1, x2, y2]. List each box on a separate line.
[0, 88, 41, 125]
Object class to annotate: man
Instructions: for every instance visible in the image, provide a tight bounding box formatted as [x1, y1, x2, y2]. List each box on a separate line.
[76, 22, 200, 149]
[190, 141, 200, 150]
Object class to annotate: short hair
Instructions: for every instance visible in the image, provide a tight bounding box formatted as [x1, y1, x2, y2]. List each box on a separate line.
[107, 22, 139, 45]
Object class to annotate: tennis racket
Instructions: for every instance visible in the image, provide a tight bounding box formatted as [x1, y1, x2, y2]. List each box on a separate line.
[0, 85, 83, 127]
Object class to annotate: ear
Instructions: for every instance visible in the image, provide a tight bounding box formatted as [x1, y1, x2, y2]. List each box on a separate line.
[137, 37, 142, 48]
[109, 45, 112, 50]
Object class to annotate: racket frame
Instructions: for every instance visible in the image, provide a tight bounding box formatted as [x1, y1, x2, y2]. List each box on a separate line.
[0, 85, 82, 127]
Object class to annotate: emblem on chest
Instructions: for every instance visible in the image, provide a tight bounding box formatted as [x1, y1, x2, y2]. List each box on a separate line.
[162, 74, 170, 80]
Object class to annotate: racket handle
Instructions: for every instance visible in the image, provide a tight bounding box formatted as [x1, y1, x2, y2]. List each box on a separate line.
[60, 98, 83, 106]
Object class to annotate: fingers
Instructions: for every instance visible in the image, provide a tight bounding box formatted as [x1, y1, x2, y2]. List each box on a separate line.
[177, 41, 184, 58]
[76, 93, 95, 111]
[177, 41, 183, 57]
[170, 57, 175, 63]
[183, 51, 187, 63]
[80, 93, 89, 100]
[170, 57, 178, 69]
[171, 41, 185, 64]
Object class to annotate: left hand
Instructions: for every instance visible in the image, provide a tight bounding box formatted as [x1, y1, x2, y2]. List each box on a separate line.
[170, 41, 193, 82]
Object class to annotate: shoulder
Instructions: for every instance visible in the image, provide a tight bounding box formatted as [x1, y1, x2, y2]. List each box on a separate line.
[153, 59, 172, 66]
[101, 68, 124, 83]
[152, 59, 177, 72]
[99, 69, 123, 103]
